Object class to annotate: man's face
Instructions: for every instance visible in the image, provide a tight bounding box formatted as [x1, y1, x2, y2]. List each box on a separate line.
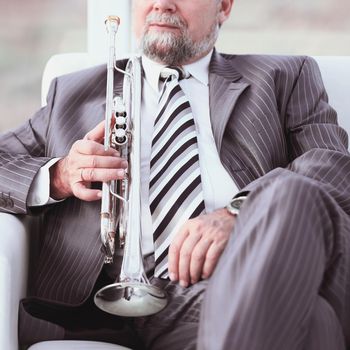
[133, 0, 233, 65]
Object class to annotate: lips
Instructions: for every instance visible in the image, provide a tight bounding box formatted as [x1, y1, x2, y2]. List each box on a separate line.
[149, 23, 180, 30]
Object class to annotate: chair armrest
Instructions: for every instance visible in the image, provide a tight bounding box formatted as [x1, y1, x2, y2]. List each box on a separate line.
[0, 213, 31, 350]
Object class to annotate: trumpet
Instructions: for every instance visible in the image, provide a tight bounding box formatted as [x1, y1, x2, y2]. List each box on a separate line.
[93, 16, 168, 317]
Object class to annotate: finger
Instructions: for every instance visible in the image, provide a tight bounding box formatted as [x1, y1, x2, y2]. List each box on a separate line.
[79, 155, 128, 170]
[80, 168, 126, 183]
[201, 242, 226, 280]
[72, 183, 102, 202]
[168, 225, 189, 282]
[189, 238, 212, 284]
[178, 230, 202, 287]
[73, 139, 119, 157]
[84, 121, 105, 143]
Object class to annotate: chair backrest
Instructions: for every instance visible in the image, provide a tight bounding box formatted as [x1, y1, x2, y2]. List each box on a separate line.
[313, 56, 350, 140]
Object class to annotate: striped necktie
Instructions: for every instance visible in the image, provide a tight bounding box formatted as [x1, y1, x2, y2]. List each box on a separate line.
[149, 67, 205, 278]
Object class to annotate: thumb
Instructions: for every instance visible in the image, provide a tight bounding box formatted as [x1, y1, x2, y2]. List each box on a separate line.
[84, 120, 105, 143]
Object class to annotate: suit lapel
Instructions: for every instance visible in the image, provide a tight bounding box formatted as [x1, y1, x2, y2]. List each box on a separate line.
[209, 50, 250, 152]
[209, 51, 263, 189]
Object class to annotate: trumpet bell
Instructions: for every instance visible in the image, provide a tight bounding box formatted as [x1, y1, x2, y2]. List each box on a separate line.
[94, 282, 168, 317]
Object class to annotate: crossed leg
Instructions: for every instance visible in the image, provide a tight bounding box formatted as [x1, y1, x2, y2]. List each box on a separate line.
[198, 173, 349, 350]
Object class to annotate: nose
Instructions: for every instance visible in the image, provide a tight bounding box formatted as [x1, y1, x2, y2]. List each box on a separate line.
[152, 0, 176, 13]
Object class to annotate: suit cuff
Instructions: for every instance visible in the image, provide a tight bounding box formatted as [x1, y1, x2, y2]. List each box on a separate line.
[27, 158, 63, 207]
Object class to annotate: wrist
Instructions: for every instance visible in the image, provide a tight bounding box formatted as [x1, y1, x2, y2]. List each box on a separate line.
[49, 158, 72, 200]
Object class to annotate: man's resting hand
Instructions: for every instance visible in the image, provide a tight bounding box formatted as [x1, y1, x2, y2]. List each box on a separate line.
[49, 121, 127, 201]
[168, 208, 236, 287]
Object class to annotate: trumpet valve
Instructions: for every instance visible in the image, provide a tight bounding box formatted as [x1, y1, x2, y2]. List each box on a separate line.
[113, 128, 127, 145]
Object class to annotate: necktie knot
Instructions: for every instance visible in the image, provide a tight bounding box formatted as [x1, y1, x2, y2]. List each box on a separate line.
[160, 66, 189, 82]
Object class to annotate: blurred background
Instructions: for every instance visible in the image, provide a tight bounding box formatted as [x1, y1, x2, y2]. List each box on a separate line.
[0, 0, 349, 132]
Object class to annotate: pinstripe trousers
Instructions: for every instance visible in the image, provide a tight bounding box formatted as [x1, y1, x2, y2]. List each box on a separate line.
[196, 171, 348, 350]
[122, 171, 349, 350]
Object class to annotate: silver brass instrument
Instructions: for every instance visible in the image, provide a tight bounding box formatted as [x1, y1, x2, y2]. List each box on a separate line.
[94, 16, 168, 317]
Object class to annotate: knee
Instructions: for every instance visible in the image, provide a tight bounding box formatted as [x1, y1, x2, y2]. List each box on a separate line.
[262, 173, 329, 212]
[239, 172, 335, 258]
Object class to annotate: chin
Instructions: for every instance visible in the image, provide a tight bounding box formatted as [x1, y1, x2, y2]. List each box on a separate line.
[146, 30, 180, 43]
[141, 30, 195, 66]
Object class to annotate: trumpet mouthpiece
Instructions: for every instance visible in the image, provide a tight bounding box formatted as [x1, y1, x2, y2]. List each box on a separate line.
[105, 16, 121, 33]
[106, 16, 120, 25]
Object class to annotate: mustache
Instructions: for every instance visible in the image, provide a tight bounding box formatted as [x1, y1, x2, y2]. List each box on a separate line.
[144, 13, 187, 30]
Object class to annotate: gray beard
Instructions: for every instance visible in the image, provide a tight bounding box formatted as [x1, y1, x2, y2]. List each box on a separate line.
[140, 23, 219, 66]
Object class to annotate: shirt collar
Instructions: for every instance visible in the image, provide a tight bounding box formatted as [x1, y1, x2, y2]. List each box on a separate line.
[142, 50, 212, 92]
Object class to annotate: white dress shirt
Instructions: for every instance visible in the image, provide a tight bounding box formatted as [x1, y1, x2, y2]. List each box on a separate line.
[29, 51, 238, 254]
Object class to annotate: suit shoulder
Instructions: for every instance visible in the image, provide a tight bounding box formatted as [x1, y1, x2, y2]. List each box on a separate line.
[220, 53, 321, 86]
[222, 53, 311, 73]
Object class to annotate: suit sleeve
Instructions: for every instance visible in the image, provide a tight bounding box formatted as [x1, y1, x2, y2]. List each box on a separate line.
[0, 79, 58, 214]
[241, 57, 350, 214]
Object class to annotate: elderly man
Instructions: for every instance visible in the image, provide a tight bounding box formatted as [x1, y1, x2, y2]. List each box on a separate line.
[1, 0, 350, 349]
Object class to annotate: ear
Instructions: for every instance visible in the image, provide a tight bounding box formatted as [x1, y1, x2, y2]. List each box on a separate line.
[218, 0, 234, 25]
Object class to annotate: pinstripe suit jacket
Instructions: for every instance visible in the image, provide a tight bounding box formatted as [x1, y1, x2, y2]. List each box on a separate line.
[1, 50, 350, 343]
